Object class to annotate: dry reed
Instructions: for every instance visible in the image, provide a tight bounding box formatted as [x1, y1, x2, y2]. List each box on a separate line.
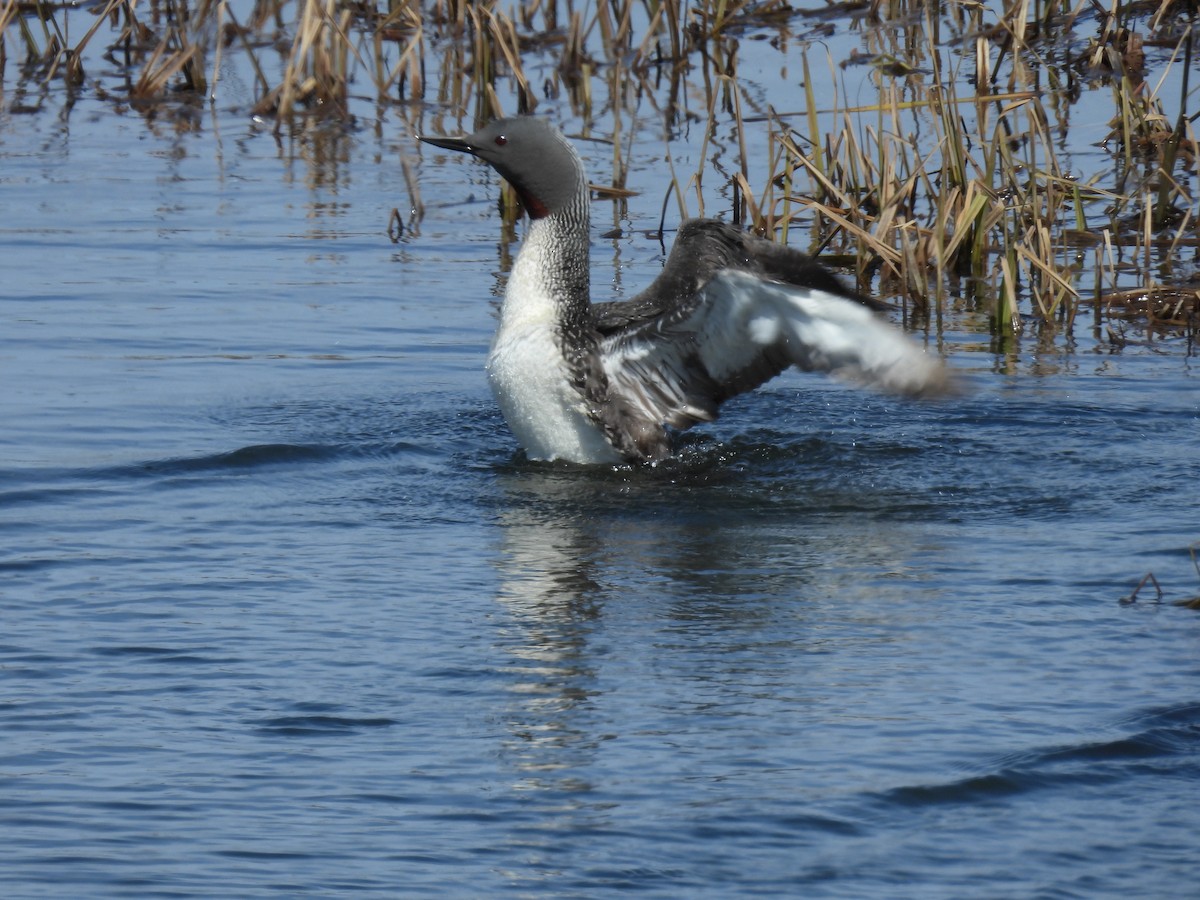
[2, 0, 1195, 341]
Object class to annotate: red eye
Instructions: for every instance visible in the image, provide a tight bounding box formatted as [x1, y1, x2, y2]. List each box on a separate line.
[494, 135, 507, 146]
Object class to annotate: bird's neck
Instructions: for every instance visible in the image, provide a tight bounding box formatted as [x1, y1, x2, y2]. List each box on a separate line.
[502, 183, 592, 336]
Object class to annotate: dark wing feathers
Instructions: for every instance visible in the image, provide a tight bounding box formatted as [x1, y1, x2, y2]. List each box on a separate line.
[588, 220, 949, 456]
[593, 219, 883, 336]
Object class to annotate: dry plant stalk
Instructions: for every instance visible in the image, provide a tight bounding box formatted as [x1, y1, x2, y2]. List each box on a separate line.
[267, 0, 355, 123]
[757, 0, 1197, 336]
[2, 0, 1196, 341]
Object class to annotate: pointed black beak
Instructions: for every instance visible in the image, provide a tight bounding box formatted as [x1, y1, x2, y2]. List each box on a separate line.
[418, 134, 476, 155]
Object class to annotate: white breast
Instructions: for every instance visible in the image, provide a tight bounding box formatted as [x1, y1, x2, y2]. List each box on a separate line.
[484, 222, 624, 465]
[486, 320, 622, 465]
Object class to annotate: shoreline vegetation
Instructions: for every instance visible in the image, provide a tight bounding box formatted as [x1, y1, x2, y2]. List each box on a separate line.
[2, 0, 1197, 346]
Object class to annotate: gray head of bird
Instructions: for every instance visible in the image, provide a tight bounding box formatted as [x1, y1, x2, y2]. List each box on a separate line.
[419, 117, 585, 220]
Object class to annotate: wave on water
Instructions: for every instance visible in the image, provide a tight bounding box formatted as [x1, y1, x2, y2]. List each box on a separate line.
[878, 702, 1200, 809]
[249, 715, 399, 737]
[0, 441, 436, 499]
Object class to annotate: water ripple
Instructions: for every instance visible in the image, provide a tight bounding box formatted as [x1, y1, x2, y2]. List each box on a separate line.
[249, 715, 400, 737]
[881, 702, 1200, 809]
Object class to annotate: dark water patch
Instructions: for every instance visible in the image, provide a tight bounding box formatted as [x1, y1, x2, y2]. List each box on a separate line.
[881, 702, 1200, 810]
[213, 849, 316, 860]
[20, 854, 115, 867]
[565, 864, 702, 895]
[0, 486, 117, 508]
[884, 770, 1077, 807]
[0, 440, 439, 503]
[1112, 702, 1200, 753]
[0, 446, 337, 505]
[0, 555, 71, 574]
[181, 443, 339, 469]
[0, 646, 71, 662]
[418, 665, 506, 696]
[123, 443, 346, 479]
[422, 808, 508, 824]
[347, 792, 416, 805]
[0, 709, 87, 731]
[89, 646, 239, 666]
[250, 715, 399, 737]
[691, 810, 863, 840]
[91, 799, 194, 815]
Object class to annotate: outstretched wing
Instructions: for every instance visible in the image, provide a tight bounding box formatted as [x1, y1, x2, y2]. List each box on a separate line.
[598, 268, 951, 438]
[593, 219, 888, 336]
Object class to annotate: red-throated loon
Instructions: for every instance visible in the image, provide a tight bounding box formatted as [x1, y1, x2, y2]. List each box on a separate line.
[419, 116, 950, 465]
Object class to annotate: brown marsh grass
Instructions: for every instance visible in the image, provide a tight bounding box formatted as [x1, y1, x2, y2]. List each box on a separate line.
[1, 0, 1196, 343]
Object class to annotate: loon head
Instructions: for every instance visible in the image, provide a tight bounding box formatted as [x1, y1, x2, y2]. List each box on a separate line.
[419, 117, 585, 221]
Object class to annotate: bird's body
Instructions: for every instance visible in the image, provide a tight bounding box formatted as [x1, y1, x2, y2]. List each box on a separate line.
[419, 117, 949, 465]
[487, 257, 625, 464]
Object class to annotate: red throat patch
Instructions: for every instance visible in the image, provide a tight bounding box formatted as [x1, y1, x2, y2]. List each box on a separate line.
[515, 187, 549, 220]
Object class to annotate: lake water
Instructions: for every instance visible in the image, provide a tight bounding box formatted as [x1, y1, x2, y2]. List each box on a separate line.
[3, 2, 1200, 897]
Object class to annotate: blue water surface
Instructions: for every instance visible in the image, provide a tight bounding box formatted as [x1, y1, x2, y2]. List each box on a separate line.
[3, 11, 1200, 899]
